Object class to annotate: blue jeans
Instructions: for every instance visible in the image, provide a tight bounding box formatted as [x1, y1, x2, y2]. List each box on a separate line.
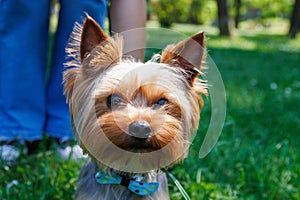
[0, 0, 107, 141]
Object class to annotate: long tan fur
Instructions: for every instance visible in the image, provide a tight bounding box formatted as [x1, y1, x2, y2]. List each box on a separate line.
[63, 16, 207, 200]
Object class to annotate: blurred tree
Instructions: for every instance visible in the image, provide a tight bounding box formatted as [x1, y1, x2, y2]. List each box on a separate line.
[289, 0, 300, 38]
[234, 0, 241, 28]
[146, 0, 152, 20]
[188, 0, 217, 25]
[189, 0, 203, 24]
[155, 0, 191, 28]
[216, 0, 231, 36]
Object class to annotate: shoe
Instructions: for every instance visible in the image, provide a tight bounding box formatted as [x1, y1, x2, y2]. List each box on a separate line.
[0, 144, 21, 161]
[54, 139, 87, 160]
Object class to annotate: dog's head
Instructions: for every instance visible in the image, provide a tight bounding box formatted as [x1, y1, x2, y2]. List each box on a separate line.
[63, 16, 206, 173]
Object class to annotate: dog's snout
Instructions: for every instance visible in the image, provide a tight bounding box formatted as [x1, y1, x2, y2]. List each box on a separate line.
[128, 121, 152, 139]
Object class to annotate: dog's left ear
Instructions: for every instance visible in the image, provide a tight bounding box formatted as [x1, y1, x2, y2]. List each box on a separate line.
[160, 32, 205, 86]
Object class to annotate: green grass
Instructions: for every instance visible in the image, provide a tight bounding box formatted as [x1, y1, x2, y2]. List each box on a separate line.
[163, 23, 300, 199]
[1, 21, 300, 199]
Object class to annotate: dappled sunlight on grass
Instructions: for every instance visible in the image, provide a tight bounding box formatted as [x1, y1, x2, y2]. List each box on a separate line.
[238, 18, 290, 35]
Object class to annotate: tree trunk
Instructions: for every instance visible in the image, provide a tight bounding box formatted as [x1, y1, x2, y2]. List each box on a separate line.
[289, 0, 300, 38]
[216, 0, 231, 36]
[189, 0, 203, 24]
[234, 0, 241, 28]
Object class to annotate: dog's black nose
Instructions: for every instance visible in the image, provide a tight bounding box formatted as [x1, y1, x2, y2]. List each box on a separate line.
[128, 121, 152, 139]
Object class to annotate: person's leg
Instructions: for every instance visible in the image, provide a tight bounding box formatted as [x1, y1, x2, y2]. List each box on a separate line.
[0, 0, 50, 141]
[45, 0, 107, 139]
[110, 0, 147, 61]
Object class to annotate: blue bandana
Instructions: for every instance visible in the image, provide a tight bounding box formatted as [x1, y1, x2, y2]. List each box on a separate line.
[95, 171, 159, 196]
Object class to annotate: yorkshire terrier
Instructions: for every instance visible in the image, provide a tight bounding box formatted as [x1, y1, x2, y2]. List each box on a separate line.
[63, 16, 206, 200]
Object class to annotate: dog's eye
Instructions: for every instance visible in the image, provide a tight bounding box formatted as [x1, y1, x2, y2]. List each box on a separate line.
[156, 98, 168, 105]
[153, 98, 168, 108]
[106, 94, 123, 109]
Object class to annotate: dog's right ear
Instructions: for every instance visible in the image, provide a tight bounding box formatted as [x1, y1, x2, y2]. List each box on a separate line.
[64, 16, 123, 102]
[80, 16, 123, 75]
[80, 16, 108, 61]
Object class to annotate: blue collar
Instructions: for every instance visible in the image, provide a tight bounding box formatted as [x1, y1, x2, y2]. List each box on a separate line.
[95, 171, 159, 196]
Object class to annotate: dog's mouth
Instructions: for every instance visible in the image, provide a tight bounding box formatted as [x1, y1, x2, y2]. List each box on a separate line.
[117, 134, 163, 153]
[101, 129, 168, 153]
[86, 118, 187, 173]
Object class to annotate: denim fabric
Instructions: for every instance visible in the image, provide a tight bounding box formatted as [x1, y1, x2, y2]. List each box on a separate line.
[0, 0, 107, 141]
